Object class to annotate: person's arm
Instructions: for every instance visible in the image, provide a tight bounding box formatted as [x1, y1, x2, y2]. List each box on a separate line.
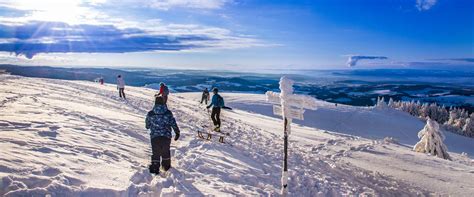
[207, 95, 215, 108]
[168, 111, 180, 140]
[145, 112, 151, 129]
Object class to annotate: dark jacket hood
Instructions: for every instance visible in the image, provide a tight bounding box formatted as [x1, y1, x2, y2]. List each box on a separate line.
[152, 105, 168, 114]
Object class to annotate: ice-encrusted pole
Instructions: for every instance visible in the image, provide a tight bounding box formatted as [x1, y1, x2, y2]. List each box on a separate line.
[280, 76, 292, 196]
[266, 76, 318, 196]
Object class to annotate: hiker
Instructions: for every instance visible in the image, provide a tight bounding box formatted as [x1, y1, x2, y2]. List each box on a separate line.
[156, 82, 170, 104]
[99, 77, 104, 85]
[145, 96, 180, 175]
[206, 88, 225, 131]
[117, 75, 126, 99]
[200, 88, 210, 104]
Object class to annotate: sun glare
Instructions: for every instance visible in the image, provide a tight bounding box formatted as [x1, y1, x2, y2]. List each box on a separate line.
[14, 0, 94, 24]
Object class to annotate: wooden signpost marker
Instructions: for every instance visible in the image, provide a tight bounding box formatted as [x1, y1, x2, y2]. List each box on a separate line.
[266, 76, 318, 196]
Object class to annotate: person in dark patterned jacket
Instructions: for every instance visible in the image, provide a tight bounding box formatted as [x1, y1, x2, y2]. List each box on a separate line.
[145, 96, 180, 174]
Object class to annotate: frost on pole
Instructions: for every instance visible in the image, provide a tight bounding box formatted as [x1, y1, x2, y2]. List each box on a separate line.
[265, 76, 318, 195]
[413, 118, 451, 160]
[266, 77, 318, 121]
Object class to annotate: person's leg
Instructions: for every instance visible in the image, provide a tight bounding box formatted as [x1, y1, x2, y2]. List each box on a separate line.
[216, 107, 221, 128]
[150, 137, 160, 174]
[159, 137, 172, 171]
[211, 107, 218, 126]
[163, 95, 167, 104]
[119, 88, 122, 98]
[121, 88, 126, 99]
[151, 137, 161, 163]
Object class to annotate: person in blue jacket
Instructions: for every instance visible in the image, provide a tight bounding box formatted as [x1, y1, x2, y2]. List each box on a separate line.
[206, 88, 225, 131]
[145, 96, 180, 174]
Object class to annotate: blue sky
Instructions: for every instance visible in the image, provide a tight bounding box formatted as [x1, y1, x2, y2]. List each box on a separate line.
[0, 0, 472, 70]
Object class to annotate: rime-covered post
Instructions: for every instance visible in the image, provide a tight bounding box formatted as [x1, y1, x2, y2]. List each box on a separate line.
[266, 76, 318, 196]
[279, 77, 292, 196]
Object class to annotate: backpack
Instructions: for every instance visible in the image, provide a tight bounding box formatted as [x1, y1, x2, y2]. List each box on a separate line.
[217, 94, 224, 107]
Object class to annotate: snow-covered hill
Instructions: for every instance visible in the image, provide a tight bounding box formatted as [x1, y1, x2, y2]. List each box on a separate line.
[1, 75, 473, 196]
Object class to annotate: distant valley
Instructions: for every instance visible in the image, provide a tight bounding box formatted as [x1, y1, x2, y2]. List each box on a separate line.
[1, 64, 473, 112]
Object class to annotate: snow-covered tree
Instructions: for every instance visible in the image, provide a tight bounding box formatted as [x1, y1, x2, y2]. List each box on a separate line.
[413, 119, 451, 160]
[447, 109, 460, 127]
[387, 98, 471, 138]
[447, 108, 469, 133]
[462, 114, 474, 137]
[420, 103, 429, 118]
[437, 105, 449, 124]
[388, 98, 395, 108]
[376, 97, 388, 109]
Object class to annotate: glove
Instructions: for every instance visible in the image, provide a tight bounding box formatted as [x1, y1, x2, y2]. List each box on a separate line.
[174, 133, 180, 141]
[206, 106, 211, 109]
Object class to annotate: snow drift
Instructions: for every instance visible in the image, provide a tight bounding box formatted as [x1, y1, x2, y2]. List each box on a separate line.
[1, 74, 473, 196]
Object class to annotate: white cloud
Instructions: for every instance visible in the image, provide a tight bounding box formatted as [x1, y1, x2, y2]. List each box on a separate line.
[0, 19, 272, 58]
[0, 52, 74, 64]
[416, 0, 437, 11]
[88, 0, 231, 10]
[0, 0, 273, 58]
[346, 55, 388, 67]
[149, 0, 231, 10]
[0, 0, 108, 25]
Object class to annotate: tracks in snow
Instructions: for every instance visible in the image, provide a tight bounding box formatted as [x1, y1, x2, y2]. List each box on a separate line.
[0, 76, 431, 196]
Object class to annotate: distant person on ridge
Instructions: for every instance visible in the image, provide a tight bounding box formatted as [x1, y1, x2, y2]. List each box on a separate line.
[156, 82, 170, 104]
[200, 88, 210, 105]
[117, 75, 126, 99]
[207, 88, 225, 131]
[145, 96, 180, 175]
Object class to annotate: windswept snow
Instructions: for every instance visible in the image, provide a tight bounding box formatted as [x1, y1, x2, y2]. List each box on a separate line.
[1, 75, 474, 196]
[223, 93, 474, 156]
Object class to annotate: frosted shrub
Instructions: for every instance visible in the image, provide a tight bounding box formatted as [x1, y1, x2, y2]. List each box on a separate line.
[387, 98, 472, 138]
[463, 114, 474, 137]
[413, 119, 451, 160]
[375, 97, 388, 109]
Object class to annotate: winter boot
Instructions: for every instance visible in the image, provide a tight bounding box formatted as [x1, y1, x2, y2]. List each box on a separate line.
[213, 126, 220, 132]
[148, 161, 160, 175]
[161, 158, 171, 171]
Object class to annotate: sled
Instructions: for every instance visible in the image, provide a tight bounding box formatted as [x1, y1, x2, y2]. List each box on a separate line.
[197, 130, 229, 143]
[198, 107, 231, 143]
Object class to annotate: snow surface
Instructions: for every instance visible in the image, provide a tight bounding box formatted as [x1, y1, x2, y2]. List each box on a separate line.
[1, 75, 474, 196]
[223, 93, 474, 156]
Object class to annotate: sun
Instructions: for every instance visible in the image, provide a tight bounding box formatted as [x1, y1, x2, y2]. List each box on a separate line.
[13, 0, 95, 24]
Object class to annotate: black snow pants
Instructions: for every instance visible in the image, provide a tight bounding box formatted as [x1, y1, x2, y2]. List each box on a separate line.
[211, 107, 221, 127]
[151, 136, 172, 171]
[119, 88, 126, 99]
[200, 95, 208, 104]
